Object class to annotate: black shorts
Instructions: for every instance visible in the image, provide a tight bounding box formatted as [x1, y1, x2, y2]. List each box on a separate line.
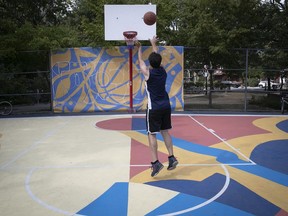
[146, 108, 172, 134]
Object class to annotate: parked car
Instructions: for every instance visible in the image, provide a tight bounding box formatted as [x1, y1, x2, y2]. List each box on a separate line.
[221, 81, 241, 88]
[258, 81, 279, 89]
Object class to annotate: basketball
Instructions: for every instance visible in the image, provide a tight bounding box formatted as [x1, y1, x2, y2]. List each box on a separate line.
[143, 11, 156, 26]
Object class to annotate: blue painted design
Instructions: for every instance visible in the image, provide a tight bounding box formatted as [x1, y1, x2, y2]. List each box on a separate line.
[251, 140, 288, 175]
[142, 131, 250, 164]
[76, 182, 128, 216]
[171, 135, 288, 186]
[276, 119, 288, 133]
[146, 174, 280, 216]
[235, 162, 288, 187]
[132, 117, 146, 131]
[51, 46, 184, 112]
[73, 116, 287, 216]
[145, 193, 254, 216]
[139, 131, 288, 186]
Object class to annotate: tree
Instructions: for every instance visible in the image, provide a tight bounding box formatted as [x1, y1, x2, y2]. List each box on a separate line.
[0, 0, 78, 50]
[0, 0, 287, 93]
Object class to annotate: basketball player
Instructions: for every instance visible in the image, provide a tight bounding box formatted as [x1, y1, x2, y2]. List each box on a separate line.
[135, 36, 178, 177]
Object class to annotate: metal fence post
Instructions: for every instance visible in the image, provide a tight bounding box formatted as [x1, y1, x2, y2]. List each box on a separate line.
[244, 48, 248, 112]
[209, 90, 212, 107]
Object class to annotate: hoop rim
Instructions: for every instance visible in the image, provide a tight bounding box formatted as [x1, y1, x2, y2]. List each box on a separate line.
[123, 31, 138, 39]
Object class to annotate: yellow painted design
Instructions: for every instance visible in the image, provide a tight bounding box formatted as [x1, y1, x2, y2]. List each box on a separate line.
[227, 166, 288, 211]
[50, 46, 184, 112]
[123, 116, 288, 212]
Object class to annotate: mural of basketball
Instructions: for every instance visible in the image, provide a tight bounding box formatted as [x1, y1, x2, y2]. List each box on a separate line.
[50, 46, 184, 113]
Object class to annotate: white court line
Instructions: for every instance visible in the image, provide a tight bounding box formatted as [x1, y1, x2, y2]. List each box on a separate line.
[189, 115, 256, 165]
[1, 162, 256, 171]
[171, 113, 287, 117]
[24, 163, 231, 216]
[130, 163, 255, 167]
[158, 164, 230, 216]
[0, 120, 68, 169]
[25, 168, 74, 216]
[74, 113, 287, 117]
[12, 114, 260, 216]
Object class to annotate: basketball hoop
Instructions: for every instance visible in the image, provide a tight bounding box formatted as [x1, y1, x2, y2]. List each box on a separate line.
[123, 31, 138, 48]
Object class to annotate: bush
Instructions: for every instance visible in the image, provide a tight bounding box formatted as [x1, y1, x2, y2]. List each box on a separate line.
[248, 78, 259, 87]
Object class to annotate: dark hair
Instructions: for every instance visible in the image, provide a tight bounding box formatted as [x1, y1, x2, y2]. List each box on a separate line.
[148, 52, 162, 68]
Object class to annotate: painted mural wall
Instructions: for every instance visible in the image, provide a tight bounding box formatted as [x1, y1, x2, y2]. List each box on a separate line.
[50, 46, 184, 113]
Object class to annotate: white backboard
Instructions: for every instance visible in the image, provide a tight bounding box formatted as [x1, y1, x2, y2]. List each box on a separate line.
[104, 4, 156, 41]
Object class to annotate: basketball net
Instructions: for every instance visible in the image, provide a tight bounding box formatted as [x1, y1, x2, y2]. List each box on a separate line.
[123, 31, 138, 49]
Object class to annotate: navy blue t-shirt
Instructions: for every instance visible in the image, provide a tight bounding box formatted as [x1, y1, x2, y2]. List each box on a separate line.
[145, 67, 171, 110]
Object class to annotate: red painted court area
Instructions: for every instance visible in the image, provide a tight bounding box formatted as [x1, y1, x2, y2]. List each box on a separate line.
[96, 115, 270, 145]
[95, 114, 288, 216]
[0, 114, 287, 216]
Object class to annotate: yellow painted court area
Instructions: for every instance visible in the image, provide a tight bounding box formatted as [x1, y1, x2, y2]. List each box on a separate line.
[0, 114, 287, 216]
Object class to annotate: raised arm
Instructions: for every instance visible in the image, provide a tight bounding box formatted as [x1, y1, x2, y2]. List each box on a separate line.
[135, 41, 149, 80]
[150, 35, 158, 53]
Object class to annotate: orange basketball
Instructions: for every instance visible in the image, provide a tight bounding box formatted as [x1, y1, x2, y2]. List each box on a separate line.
[143, 11, 156, 26]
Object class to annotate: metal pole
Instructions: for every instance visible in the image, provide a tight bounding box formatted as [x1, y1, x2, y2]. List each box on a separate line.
[205, 76, 208, 95]
[244, 48, 248, 112]
[129, 47, 133, 112]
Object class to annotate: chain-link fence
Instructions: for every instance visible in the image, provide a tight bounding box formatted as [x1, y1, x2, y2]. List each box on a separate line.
[184, 47, 288, 113]
[0, 48, 287, 115]
[0, 50, 51, 115]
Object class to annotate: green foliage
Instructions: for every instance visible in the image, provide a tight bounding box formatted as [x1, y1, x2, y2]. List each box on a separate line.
[0, 0, 288, 102]
[29, 25, 80, 50]
[247, 77, 260, 87]
[1, 0, 288, 50]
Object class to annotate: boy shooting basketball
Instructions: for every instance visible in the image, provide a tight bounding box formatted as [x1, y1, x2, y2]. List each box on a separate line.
[136, 36, 178, 177]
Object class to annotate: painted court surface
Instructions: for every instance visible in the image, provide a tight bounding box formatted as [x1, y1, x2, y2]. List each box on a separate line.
[0, 114, 287, 216]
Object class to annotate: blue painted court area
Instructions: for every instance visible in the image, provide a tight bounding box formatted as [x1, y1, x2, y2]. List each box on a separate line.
[0, 114, 287, 216]
[77, 183, 129, 216]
